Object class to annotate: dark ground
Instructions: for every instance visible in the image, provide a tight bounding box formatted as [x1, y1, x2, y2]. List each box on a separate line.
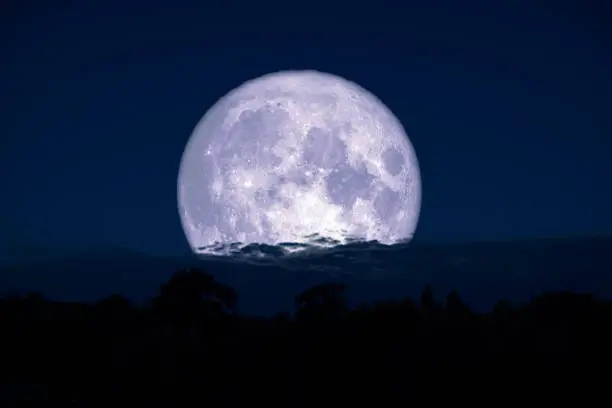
[2, 247, 612, 405]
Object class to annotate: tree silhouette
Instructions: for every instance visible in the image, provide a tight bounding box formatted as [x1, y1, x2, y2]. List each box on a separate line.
[295, 282, 347, 322]
[156, 269, 236, 309]
[152, 268, 237, 326]
[419, 284, 442, 318]
[445, 289, 471, 319]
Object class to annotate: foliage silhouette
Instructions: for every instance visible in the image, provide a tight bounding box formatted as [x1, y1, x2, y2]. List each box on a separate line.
[1, 267, 611, 404]
[295, 281, 347, 323]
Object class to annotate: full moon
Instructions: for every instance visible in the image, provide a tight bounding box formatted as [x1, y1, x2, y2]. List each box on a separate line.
[178, 70, 421, 254]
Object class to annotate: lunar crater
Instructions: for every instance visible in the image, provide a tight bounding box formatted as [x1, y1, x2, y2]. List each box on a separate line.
[324, 164, 375, 209]
[382, 147, 405, 176]
[302, 126, 348, 168]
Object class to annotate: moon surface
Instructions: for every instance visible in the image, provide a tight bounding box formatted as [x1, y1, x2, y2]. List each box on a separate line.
[178, 70, 421, 254]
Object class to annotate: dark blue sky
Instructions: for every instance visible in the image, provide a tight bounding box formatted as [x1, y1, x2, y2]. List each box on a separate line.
[2, 0, 611, 256]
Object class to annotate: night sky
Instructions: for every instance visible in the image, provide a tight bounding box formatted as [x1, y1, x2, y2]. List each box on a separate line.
[2, 0, 611, 257]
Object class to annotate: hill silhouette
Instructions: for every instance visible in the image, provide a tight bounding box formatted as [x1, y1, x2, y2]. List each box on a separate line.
[2, 235, 611, 314]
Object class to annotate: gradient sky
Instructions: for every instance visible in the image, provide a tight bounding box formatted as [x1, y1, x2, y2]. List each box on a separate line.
[2, 0, 611, 256]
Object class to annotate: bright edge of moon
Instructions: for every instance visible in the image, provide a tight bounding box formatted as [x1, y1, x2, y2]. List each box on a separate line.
[178, 70, 421, 255]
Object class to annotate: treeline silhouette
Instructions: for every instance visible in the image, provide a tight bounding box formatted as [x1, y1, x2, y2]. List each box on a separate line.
[2, 268, 610, 405]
